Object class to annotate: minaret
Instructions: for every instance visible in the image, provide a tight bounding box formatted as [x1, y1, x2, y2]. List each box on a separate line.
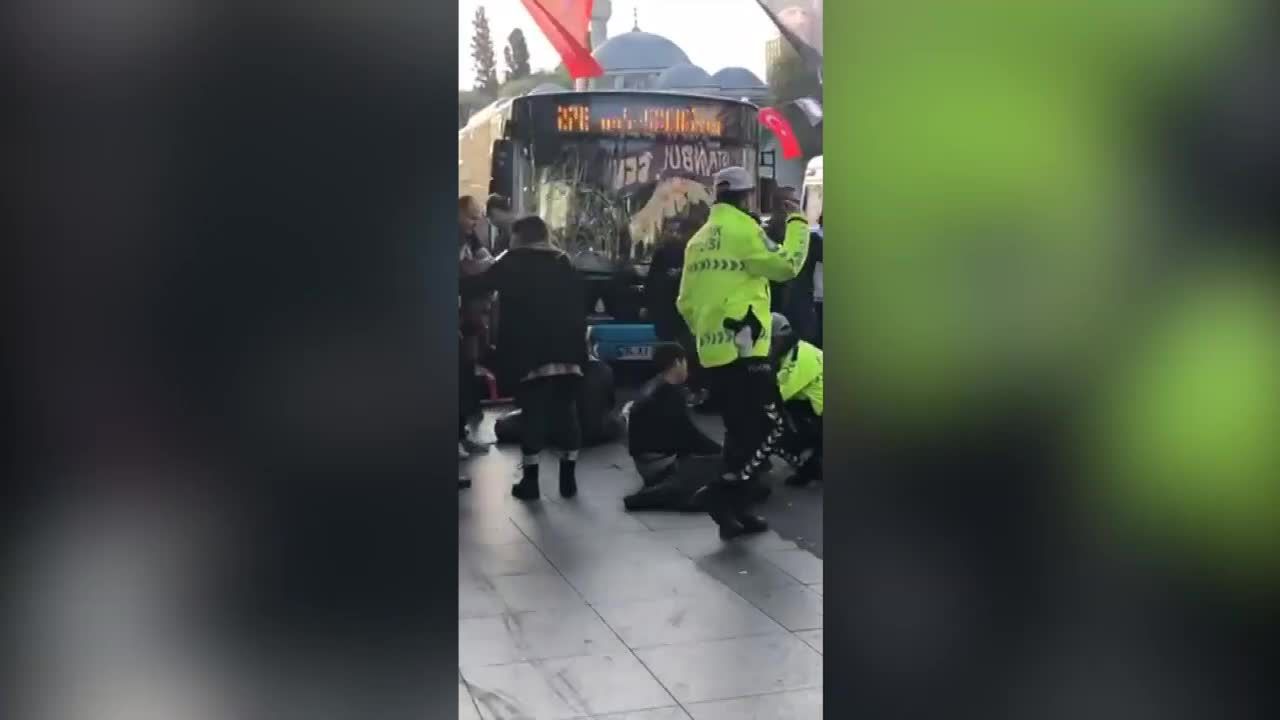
[590, 0, 611, 50]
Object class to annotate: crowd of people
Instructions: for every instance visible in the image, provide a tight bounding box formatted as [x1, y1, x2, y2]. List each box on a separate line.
[458, 166, 825, 539]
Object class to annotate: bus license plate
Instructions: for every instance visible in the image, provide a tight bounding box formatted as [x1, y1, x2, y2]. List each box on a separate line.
[616, 345, 653, 361]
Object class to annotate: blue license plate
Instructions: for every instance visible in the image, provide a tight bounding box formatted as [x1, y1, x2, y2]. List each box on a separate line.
[615, 345, 653, 361]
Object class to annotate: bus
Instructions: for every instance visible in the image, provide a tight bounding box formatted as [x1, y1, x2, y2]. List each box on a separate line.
[459, 90, 763, 367]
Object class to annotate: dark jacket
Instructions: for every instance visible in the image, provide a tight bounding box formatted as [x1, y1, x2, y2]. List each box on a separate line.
[628, 379, 721, 457]
[462, 244, 587, 384]
[644, 241, 688, 340]
[783, 229, 822, 340]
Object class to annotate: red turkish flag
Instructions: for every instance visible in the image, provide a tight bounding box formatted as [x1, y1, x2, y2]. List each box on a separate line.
[758, 107, 802, 160]
[521, 0, 603, 79]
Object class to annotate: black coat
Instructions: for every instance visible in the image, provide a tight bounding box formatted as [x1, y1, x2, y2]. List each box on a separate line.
[644, 241, 687, 340]
[462, 245, 587, 385]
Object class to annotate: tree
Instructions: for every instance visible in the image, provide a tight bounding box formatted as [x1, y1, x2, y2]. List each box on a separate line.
[470, 6, 499, 94]
[503, 29, 532, 83]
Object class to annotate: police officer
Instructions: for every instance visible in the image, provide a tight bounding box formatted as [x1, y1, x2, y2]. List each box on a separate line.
[677, 167, 811, 538]
[770, 313, 823, 487]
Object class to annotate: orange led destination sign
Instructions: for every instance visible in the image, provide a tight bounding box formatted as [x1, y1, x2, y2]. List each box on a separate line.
[555, 103, 726, 137]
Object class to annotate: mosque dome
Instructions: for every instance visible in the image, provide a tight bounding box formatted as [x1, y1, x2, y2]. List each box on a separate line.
[655, 63, 715, 90]
[710, 67, 767, 91]
[593, 30, 691, 72]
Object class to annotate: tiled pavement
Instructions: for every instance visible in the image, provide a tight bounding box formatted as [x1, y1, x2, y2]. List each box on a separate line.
[459, 416, 823, 719]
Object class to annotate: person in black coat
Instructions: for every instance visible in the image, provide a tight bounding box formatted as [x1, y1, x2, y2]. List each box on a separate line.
[462, 216, 587, 500]
[644, 218, 706, 399]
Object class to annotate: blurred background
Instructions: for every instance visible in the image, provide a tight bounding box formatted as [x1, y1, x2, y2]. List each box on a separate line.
[824, 1, 1278, 717]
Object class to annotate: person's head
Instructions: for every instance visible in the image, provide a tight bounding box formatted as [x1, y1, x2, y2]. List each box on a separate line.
[486, 194, 513, 227]
[713, 167, 756, 211]
[818, 213, 823, 227]
[653, 342, 689, 385]
[770, 312, 797, 361]
[776, 185, 797, 206]
[459, 195, 482, 235]
[511, 214, 550, 247]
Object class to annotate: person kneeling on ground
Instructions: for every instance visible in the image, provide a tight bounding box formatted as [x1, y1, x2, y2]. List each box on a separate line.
[623, 343, 726, 512]
[770, 313, 823, 487]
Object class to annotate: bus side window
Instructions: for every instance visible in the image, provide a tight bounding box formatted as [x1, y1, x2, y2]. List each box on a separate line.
[490, 139, 514, 198]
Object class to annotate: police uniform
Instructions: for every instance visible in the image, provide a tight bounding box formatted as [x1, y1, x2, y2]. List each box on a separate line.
[676, 167, 810, 536]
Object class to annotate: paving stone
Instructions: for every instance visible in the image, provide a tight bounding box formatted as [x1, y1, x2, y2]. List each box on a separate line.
[459, 606, 626, 668]
[594, 586, 783, 649]
[460, 540, 557, 579]
[731, 583, 823, 632]
[635, 633, 823, 705]
[458, 678, 483, 720]
[461, 653, 674, 719]
[694, 549, 806, 594]
[795, 629, 823, 655]
[685, 688, 823, 719]
[762, 549, 824, 585]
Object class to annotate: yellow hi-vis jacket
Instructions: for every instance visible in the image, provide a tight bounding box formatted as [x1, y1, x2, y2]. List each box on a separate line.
[778, 340, 823, 416]
[676, 203, 810, 368]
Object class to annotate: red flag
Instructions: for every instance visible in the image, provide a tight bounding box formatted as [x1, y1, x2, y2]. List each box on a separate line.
[758, 107, 802, 160]
[521, 0, 603, 79]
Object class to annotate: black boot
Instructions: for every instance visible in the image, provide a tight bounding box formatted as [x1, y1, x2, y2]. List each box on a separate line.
[694, 483, 747, 540]
[512, 463, 540, 501]
[559, 460, 578, 499]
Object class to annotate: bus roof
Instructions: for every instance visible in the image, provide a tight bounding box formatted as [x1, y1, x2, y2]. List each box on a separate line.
[513, 88, 759, 109]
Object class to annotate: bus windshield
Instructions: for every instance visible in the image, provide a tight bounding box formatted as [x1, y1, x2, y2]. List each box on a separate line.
[520, 136, 757, 272]
[491, 92, 762, 274]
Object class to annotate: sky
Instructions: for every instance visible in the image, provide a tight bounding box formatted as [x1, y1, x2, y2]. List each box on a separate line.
[458, 0, 778, 90]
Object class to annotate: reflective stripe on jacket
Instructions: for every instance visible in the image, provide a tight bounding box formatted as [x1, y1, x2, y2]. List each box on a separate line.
[676, 203, 810, 368]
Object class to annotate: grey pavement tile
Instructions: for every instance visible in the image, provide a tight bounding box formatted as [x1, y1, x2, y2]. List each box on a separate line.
[694, 550, 806, 594]
[685, 688, 823, 719]
[635, 633, 823, 705]
[762, 549, 824, 585]
[593, 586, 784, 649]
[460, 540, 558, 579]
[629, 511, 720, 532]
[459, 678, 483, 720]
[510, 497, 652, 539]
[647, 527, 798, 559]
[489, 572, 589, 614]
[460, 518, 528, 547]
[459, 606, 627, 668]
[794, 629, 823, 655]
[731, 583, 823, 632]
[461, 653, 675, 720]
[807, 583, 823, 596]
[560, 557, 734, 606]
[459, 575, 507, 619]
[593, 708, 692, 719]
[534, 531, 689, 572]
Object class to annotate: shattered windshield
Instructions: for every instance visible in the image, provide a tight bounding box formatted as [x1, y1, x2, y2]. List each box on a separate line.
[521, 137, 756, 273]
